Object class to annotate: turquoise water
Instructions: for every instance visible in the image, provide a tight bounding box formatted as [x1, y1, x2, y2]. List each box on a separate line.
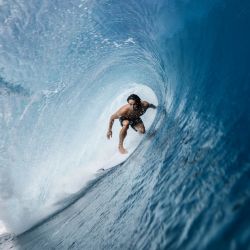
[0, 0, 250, 249]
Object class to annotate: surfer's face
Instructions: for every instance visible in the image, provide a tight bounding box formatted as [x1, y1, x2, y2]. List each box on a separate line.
[128, 99, 139, 110]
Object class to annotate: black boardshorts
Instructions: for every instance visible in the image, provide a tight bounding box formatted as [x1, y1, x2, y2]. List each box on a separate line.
[119, 117, 143, 131]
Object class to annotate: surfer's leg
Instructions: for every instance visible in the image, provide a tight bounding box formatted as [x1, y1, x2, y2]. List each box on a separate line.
[133, 122, 145, 134]
[119, 120, 129, 154]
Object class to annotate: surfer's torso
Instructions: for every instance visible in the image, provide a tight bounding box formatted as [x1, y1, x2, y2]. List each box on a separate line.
[119, 101, 148, 120]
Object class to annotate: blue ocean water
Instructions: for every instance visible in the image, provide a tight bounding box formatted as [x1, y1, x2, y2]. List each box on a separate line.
[0, 0, 250, 249]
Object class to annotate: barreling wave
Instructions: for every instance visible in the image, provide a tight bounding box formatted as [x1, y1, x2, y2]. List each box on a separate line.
[0, 0, 250, 249]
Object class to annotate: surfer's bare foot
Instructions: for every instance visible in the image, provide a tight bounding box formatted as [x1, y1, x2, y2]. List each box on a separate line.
[119, 145, 128, 154]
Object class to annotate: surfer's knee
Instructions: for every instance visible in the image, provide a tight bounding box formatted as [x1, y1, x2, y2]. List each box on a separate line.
[134, 123, 145, 134]
[139, 128, 145, 134]
[122, 120, 129, 129]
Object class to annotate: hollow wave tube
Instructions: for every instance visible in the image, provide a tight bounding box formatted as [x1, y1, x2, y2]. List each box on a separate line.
[0, 0, 250, 249]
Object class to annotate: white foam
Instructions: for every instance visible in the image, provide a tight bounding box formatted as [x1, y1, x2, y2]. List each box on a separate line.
[0, 221, 7, 235]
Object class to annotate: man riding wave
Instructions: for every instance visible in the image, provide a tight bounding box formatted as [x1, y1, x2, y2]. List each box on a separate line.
[107, 94, 156, 154]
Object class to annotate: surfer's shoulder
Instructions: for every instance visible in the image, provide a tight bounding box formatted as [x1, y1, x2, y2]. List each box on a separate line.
[117, 104, 130, 116]
[141, 100, 149, 108]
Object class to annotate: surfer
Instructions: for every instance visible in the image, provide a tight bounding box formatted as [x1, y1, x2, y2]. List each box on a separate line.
[107, 94, 156, 154]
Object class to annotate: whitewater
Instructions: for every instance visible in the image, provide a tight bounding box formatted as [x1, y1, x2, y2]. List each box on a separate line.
[0, 0, 250, 249]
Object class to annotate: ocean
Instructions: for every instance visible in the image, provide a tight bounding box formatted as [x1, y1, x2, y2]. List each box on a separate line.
[0, 0, 250, 249]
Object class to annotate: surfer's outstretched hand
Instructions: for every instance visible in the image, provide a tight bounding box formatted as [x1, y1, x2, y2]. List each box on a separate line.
[107, 130, 112, 139]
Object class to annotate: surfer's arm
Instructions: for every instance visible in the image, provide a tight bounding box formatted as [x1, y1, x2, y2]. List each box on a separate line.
[108, 113, 119, 130]
[107, 107, 126, 139]
[143, 101, 157, 109]
[148, 103, 157, 109]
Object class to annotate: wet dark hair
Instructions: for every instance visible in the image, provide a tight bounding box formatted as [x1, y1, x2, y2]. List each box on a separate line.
[127, 94, 141, 103]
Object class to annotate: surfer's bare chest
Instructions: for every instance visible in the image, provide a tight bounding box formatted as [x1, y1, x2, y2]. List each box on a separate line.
[124, 106, 147, 119]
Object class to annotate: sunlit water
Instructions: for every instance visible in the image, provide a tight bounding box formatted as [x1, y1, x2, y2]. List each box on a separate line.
[0, 0, 250, 249]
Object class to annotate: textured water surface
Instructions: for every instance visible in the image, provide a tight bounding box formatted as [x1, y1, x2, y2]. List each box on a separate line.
[0, 0, 250, 249]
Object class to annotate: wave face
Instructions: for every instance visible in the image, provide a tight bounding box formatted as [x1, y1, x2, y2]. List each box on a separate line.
[1, 0, 250, 249]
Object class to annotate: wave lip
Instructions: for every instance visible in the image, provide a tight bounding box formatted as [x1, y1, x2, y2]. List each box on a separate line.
[1, 0, 250, 249]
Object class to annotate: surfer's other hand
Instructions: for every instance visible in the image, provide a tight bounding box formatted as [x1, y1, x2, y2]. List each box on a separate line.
[107, 130, 112, 139]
